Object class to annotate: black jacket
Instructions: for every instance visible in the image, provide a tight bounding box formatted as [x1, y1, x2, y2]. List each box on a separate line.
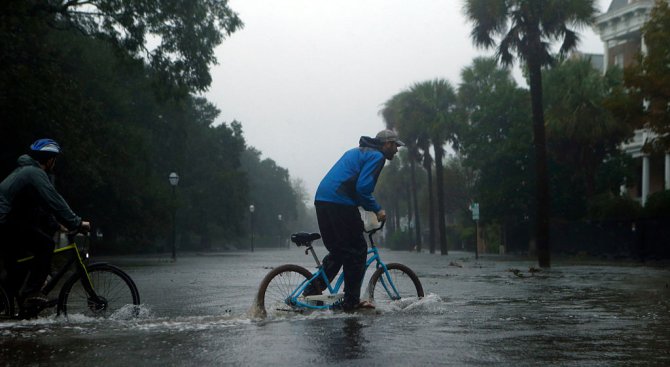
[0, 155, 81, 233]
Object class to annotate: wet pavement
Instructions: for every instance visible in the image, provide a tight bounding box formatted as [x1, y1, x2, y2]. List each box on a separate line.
[1, 247, 669, 366]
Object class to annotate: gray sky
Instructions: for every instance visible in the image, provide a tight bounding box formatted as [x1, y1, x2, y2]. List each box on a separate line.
[205, 0, 610, 199]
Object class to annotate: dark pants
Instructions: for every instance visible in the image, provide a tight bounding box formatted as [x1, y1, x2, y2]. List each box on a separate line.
[0, 223, 54, 297]
[313, 201, 367, 307]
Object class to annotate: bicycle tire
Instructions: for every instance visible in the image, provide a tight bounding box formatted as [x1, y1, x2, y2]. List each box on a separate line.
[367, 263, 424, 303]
[58, 263, 140, 318]
[0, 285, 13, 318]
[255, 264, 312, 317]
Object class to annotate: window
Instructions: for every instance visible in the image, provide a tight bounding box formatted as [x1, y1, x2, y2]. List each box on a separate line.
[614, 53, 624, 67]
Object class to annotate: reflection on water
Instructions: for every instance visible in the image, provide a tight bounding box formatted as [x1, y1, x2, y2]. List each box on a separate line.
[1, 250, 668, 366]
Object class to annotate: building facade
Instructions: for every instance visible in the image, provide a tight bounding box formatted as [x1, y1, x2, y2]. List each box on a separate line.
[595, 0, 670, 206]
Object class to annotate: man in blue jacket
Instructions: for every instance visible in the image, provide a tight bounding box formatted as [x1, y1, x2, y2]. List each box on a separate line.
[309, 129, 403, 311]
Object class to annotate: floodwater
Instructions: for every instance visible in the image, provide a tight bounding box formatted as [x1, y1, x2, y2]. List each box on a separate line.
[1, 247, 669, 366]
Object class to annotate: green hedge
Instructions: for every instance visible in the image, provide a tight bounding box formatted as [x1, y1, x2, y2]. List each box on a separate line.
[588, 194, 642, 221]
[644, 190, 670, 218]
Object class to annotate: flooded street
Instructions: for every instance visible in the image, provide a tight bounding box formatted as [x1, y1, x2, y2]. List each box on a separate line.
[1, 247, 669, 366]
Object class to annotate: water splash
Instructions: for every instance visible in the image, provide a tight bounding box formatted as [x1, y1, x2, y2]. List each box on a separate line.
[383, 293, 445, 313]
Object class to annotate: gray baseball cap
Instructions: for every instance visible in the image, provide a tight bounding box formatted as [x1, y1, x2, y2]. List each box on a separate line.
[375, 129, 405, 146]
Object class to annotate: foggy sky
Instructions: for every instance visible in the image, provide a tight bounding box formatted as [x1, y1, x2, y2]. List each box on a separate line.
[205, 0, 610, 200]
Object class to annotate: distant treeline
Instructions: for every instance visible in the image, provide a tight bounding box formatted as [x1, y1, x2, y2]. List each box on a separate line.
[0, 1, 314, 253]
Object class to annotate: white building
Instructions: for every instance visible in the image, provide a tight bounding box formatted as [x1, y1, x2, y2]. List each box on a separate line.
[595, 0, 670, 206]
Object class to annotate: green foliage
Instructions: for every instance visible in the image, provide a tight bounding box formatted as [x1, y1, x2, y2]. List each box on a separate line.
[464, 0, 598, 266]
[442, 157, 474, 220]
[644, 190, 670, 218]
[384, 230, 412, 251]
[1, 0, 243, 93]
[240, 148, 300, 240]
[0, 2, 310, 253]
[543, 58, 633, 198]
[595, 152, 636, 196]
[621, 0, 670, 151]
[587, 194, 642, 221]
[458, 57, 533, 226]
[464, 0, 597, 68]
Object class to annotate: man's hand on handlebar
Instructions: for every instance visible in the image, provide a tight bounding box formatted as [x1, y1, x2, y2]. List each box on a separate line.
[376, 209, 386, 222]
[80, 220, 91, 232]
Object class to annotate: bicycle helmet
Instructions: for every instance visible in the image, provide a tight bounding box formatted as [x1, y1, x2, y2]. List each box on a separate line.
[30, 138, 61, 154]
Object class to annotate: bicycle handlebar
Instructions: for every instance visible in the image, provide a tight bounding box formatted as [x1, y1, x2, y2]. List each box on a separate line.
[365, 220, 385, 246]
[364, 219, 386, 234]
[65, 227, 90, 245]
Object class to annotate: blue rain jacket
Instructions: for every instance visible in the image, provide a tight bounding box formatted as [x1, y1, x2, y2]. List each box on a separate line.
[315, 136, 386, 212]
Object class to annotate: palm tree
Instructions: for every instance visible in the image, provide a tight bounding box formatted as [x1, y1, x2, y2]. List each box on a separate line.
[418, 136, 437, 254]
[381, 92, 423, 251]
[464, 0, 596, 267]
[408, 79, 459, 255]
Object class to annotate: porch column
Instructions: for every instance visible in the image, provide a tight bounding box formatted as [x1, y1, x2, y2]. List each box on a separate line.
[665, 153, 669, 190]
[642, 155, 650, 206]
[603, 40, 609, 73]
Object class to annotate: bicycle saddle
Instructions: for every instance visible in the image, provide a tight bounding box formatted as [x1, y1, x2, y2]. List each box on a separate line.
[290, 232, 321, 246]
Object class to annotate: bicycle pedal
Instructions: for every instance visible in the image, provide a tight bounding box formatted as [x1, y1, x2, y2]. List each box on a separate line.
[303, 293, 344, 306]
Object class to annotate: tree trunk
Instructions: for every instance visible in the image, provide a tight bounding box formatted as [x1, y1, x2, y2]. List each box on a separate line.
[393, 196, 401, 235]
[528, 56, 551, 268]
[409, 158, 422, 251]
[405, 181, 413, 251]
[433, 141, 448, 255]
[423, 154, 436, 254]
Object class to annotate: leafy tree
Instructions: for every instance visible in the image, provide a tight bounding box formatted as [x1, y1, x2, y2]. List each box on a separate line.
[464, 0, 597, 267]
[458, 57, 534, 243]
[622, 0, 670, 151]
[442, 156, 474, 222]
[0, 10, 272, 253]
[594, 151, 636, 197]
[240, 148, 300, 243]
[1, 0, 243, 93]
[289, 178, 318, 233]
[543, 58, 632, 200]
[179, 102, 248, 249]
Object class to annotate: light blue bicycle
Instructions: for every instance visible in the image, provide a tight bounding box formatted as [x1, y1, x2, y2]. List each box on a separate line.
[255, 221, 424, 317]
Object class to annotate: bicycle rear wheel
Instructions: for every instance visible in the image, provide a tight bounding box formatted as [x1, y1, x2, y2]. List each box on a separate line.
[367, 263, 424, 303]
[255, 264, 312, 318]
[58, 263, 140, 318]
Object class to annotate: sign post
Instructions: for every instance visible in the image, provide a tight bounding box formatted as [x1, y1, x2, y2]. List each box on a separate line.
[471, 203, 480, 259]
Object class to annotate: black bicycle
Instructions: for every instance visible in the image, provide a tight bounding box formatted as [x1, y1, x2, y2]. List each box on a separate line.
[0, 231, 140, 319]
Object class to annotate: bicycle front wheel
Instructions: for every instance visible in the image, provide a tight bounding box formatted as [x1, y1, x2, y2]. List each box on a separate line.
[58, 263, 140, 318]
[367, 263, 424, 303]
[255, 264, 312, 318]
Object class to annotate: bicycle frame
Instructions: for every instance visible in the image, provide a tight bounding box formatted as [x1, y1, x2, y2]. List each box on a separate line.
[9, 235, 99, 311]
[287, 223, 402, 310]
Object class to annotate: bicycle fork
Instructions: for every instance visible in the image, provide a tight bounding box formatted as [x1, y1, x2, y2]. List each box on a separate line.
[73, 248, 106, 311]
[375, 264, 402, 300]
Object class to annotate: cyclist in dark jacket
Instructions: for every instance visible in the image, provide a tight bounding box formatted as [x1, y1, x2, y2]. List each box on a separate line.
[0, 139, 90, 306]
[309, 129, 403, 311]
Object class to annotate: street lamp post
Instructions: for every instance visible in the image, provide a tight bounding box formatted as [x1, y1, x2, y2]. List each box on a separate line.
[249, 204, 255, 252]
[277, 214, 282, 248]
[169, 172, 179, 261]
